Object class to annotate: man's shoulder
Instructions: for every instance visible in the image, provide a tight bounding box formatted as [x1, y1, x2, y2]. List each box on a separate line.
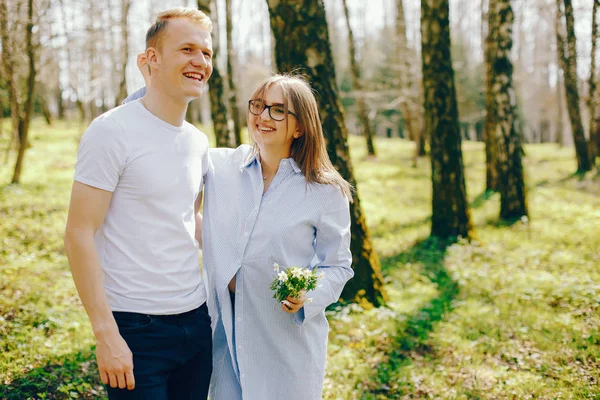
[90, 102, 139, 130]
[182, 121, 210, 146]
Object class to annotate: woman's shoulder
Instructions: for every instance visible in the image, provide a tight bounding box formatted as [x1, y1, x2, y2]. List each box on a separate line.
[209, 144, 253, 169]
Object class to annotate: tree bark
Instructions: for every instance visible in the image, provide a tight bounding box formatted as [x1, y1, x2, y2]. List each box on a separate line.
[225, 0, 242, 146]
[482, 0, 499, 191]
[556, 0, 591, 172]
[114, 0, 130, 106]
[421, 0, 473, 239]
[266, 0, 387, 306]
[12, 0, 36, 184]
[341, 0, 376, 156]
[197, 0, 232, 147]
[588, 0, 598, 164]
[487, 0, 528, 221]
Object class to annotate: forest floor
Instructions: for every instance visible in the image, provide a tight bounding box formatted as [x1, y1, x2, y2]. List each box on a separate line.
[0, 119, 598, 399]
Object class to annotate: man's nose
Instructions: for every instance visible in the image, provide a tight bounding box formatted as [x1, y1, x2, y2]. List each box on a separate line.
[191, 53, 208, 68]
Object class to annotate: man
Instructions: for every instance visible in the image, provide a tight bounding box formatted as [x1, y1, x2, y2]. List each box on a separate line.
[64, 8, 213, 399]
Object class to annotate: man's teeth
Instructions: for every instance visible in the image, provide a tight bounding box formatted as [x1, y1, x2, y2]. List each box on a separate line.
[184, 73, 203, 81]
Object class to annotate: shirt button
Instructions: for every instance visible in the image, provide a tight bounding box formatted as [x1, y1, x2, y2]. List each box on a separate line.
[236, 317, 242, 322]
[244, 231, 249, 236]
[241, 373, 245, 378]
[238, 345, 243, 350]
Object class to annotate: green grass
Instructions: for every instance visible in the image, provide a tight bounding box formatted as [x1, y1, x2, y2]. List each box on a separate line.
[1, 119, 599, 399]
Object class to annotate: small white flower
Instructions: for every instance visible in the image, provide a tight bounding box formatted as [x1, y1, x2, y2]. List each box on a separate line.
[278, 271, 288, 282]
[302, 269, 312, 278]
[306, 298, 313, 304]
[273, 262, 280, 271]
[318, 272, 325, 279]
[291, 268, 303, 278]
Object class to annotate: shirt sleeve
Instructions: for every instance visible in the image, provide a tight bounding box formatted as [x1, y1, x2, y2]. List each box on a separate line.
[74, 115, 129, 192]
[294, 187, 354, 325]
[122, 86, 146, 104]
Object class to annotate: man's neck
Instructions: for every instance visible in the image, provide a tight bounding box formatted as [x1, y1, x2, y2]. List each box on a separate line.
[142, 86, 189, 127]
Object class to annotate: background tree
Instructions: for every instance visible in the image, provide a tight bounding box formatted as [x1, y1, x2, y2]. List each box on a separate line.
[556, 0, 591, 173]
[487, 0, 528, 220]
[341, 0, 375, 156]
[421, 0, 473, 238]
[266, 0, 387, 306]
[114, 0, 131, 106]
[395, 0, 425, 166]
[198, 0, 233, 147]
[588, 0, 598, 164]
[0, 0, 38, 184]
[482, 0, 499, 190]
[225, 0, 242, 146]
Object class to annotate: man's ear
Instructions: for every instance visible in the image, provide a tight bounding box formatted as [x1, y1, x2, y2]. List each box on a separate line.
[145, 47, 160, 70]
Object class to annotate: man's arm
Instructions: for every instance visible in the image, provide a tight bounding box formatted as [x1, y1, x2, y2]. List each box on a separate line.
[64, 181, 135, 390]
[194, 191, 203, 248]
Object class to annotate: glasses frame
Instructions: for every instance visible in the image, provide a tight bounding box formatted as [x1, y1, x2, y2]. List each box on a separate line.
[248, 100, 297, 121]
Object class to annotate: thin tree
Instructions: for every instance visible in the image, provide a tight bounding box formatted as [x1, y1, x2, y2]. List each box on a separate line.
[396, 0, 425, 166]
[197, 0, 233, 147]
[487, 0, 528, 220]
[556, 0, 591, 173]
[341, 0, 376, 156]
[265, 0, 388, 306]
[1, 0, 38, 183]
[482, 0, 499, 190]
[114, 0, 131, 106]
[421, 0, 473, 238]
[588, 0, 599, 164]
[0, 0, 19, 162]
[225, 0, 242, 146]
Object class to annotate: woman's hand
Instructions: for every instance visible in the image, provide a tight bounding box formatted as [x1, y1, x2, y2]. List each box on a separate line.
[281, 291, 306, 313]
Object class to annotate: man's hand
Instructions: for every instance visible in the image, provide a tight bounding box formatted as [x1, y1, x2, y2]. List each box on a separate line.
[96, 329, 135, 390]
[282, 292, 306, 314]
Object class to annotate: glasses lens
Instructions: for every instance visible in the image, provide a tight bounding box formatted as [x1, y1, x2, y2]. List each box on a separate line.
[249, 100, 265, 115]
[269, 105, 286, 121]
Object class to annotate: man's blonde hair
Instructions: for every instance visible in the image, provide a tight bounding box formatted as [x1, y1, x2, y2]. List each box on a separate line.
[145, 7, 212, 50]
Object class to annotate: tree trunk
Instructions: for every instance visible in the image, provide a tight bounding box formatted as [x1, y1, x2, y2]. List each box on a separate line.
[39, 93, 53, 125]
[341, 0, 376, 156]
[197, 0, 232, 147]
[115, 0, 130, 106]
[12, 0, 36, 184]
[487, 0, 528, 221]
[225, 0, 242, 146]
[483, 0, 499, 191]
[588, 0, 598, 164]
[421, 0, 473, 239]
[556, 0, 591, 173]
[0, 0, 20, 152]
[396, 0, 424, 164]
[266, 0, 387, 306]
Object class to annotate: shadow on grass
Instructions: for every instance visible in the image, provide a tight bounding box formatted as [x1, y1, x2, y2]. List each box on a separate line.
[469, 189, 496, 209]
[366, 237, 460, 398]
[0, 348, 105, 400]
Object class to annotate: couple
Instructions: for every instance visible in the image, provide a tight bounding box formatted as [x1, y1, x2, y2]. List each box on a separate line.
[63, 7, 354, 400]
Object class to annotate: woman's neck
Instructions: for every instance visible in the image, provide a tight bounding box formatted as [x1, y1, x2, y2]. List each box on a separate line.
[259, 147, 290, 177]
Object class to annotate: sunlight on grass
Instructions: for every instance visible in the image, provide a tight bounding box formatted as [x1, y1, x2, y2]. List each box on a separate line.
[1, 120, 599, 399]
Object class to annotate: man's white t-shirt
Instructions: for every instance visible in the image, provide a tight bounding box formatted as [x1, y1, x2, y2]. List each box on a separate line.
[74, 99, 209, 315]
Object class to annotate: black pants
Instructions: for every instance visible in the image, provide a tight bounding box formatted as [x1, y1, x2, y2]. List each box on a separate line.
[106, 304, 212, 400]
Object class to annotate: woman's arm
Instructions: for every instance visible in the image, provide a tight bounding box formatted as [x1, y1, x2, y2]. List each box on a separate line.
[293, 188, 354, 325]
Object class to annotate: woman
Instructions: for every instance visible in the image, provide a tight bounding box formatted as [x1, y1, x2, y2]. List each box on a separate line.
[202, 74, 354, 400]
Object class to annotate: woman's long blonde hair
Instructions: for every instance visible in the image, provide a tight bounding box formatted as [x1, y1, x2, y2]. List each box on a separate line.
[247, 74, 353, 201]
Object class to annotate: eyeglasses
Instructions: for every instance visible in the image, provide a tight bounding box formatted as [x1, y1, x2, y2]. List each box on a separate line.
[248, 100, 297, 121]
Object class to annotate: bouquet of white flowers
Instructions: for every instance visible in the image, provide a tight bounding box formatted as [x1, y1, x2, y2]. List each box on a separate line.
[269, 263, 323, 304]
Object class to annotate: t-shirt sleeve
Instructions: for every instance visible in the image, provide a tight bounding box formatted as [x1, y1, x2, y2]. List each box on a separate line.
[74, 116, 129, 192]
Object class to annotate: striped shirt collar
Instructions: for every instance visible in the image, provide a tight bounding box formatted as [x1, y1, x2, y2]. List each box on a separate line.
[241, 151, 302, 174]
